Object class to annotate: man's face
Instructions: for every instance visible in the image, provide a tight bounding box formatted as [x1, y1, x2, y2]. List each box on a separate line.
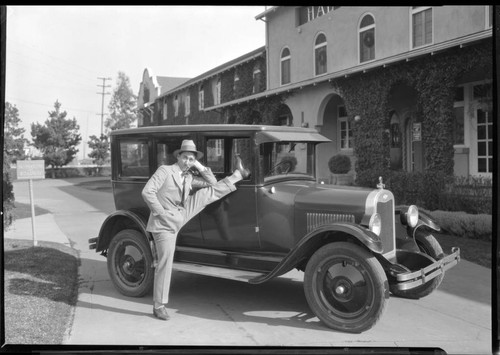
[177, 151, 196, 171]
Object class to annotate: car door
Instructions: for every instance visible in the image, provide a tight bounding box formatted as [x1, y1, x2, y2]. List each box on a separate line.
[198, 135, 261, 251]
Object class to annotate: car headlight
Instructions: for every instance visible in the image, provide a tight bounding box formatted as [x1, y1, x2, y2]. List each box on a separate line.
[369, 213, 382, 236]
[406, 205, 419, 228]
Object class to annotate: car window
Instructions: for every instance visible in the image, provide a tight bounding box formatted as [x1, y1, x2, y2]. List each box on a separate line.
[206, 138, 225, 173]
[231, 138, 253, 180]
[119, 140, 149, 178]
[157, 137, 186, 167]
[261, 142, 315, 182]
[205, 137, 253, 181]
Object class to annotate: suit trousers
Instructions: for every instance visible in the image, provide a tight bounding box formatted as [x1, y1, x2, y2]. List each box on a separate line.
[152, 177, 236, 305]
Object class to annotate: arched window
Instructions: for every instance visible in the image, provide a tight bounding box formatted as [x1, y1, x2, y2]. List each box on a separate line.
[359, 14, 375, 63]
[280, 47, 291, 85]
[198, 85, 204, 110]
[314, 33, 327, 76]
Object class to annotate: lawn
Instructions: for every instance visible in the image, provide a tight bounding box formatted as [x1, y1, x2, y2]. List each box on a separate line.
[3, 238, 80, 344]
[436, 232, 492, 269]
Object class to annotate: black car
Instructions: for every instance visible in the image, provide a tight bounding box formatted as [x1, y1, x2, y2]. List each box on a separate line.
[89, 124, 460, 333]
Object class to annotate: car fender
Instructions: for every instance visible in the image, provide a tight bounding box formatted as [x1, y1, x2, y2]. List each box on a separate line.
[94, 209, 154, 257]
[249, 222, 382, 284]
[396, 205, 441, 238]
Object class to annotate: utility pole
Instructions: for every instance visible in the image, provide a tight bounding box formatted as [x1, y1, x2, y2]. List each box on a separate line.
[97, 77, 112, 136]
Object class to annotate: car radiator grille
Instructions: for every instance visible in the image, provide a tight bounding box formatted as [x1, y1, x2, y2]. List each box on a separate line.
[306, 213, 355, 233]
[377, 198, 395, 257]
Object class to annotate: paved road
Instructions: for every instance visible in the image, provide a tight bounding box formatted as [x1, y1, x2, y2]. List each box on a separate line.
[6, 177, 492, 353]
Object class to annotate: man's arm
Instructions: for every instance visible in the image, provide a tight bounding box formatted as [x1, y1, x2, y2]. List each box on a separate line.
[142, 166, 169, 216]
[191, 161, 217, 187]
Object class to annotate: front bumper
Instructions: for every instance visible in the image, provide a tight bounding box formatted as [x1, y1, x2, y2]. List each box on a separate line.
[89, 237, 98, 250]
[390, 247, 460, 291]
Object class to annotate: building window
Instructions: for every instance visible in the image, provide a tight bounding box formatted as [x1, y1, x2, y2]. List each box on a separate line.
[174, 95, 179, 117]
[215, 78, 221, 105]
[359, 14, 375, 63]
[314, 33, 327, 76]
[162, 101, 168, 121]
[338, 106, 353, 150]
[411, 7, 433, 48]
[253, 65, 262, 94]
[280, 47, 291, 85]
[198, 85, 204, 110]
[185, 94, 190, 116]
[143, 87, 150, 104]
[234, 71, 240, 92]
[453, 86, 465, 145]
[476, 109, 492, 173]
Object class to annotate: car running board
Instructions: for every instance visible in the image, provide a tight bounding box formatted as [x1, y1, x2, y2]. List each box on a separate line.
[173, 262, 264, 283]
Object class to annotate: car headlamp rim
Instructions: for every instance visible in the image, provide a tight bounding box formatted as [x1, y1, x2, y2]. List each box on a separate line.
[406, 205, 419, 228]
[369, 213, 382, 236]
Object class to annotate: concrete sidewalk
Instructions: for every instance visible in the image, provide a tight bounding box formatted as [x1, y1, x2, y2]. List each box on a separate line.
[4, 214, 71, 246]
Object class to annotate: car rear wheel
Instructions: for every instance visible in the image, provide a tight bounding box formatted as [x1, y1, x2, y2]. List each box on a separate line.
[390, 232, 444, 299]
[107, 229, 154, 297]
[304, 242, 388, 333]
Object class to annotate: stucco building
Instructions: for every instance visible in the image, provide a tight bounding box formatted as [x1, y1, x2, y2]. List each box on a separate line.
[137, 6, 493, 185]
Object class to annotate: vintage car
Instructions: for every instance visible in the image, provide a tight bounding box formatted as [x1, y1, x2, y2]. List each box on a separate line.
[89, 124, 460, 333]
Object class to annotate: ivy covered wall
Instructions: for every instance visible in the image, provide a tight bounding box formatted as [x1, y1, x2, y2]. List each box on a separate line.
[333, 42, 492, 188]
[155, 55, 273, 126]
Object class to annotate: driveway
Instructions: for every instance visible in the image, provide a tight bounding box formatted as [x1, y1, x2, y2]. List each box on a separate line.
[6, 177, 492, 353]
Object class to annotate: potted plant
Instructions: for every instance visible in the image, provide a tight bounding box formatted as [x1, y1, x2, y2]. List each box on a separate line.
[328, 154, 353, 185]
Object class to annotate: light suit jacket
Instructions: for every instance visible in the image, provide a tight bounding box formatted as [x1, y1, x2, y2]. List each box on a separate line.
[142, 163, 217, 233]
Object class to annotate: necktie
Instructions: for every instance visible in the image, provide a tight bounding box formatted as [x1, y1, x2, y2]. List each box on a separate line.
[181, 173, 188, 206]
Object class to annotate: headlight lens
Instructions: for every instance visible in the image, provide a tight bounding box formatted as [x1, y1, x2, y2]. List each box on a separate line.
[369, 213, 382, 236]
[406, 205, 419, 228]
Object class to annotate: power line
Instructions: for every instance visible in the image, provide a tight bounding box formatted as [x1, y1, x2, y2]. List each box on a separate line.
[97, 77, 112, 136]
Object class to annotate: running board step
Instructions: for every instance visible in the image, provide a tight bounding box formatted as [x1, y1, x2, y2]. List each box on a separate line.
[173, 262, 264, 283]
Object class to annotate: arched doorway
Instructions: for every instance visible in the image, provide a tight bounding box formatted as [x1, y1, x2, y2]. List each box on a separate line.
[275, 104, 293, 126]
[388, 84, 424, 173]
[317, 94, 349, 180]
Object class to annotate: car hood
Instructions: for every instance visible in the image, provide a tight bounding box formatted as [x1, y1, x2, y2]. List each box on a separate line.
[294, 183, 374, 219]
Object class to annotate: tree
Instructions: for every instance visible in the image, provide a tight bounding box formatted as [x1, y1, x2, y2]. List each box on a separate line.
[3, 102, 27, 230]
[88, 134, 110, 168]
[105, 71, 137, 131]
[31, 101, 82, 176]
[4, 102, 28, 165]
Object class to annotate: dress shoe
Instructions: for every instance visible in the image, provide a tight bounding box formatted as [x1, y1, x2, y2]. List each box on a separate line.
[235, 154, 250, 179]
[153, 306, 170, 320]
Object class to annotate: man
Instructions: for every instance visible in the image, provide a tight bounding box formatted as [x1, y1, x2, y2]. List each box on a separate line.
[141, 139, 249, 321]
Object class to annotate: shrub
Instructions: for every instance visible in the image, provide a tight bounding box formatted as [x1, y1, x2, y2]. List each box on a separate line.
[438, 175, 492, 214]
[429, 210, 492, 241]
[328, 154, 351, 174]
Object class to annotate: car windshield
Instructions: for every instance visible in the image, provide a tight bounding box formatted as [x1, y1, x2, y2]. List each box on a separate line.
[260, 142, 315, 182]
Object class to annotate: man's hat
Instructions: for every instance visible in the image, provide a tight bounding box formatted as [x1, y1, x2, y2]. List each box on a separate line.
[173, 139, 204, 160]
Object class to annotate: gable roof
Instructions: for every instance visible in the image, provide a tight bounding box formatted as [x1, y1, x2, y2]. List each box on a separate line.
[156, 76, 191, 94]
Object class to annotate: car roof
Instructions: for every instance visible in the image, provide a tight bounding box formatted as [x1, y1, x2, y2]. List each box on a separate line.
[110, 124, 322, 136]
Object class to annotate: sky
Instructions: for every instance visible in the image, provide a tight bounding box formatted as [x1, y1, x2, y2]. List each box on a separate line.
[5, 5, 267, 160]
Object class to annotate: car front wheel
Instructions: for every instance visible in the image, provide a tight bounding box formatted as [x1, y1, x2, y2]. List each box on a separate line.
[304, 242, 388, 333]
[107, 229, 154, 297]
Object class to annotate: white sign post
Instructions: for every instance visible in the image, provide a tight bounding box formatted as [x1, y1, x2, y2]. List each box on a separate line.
[16, 160, 46, 246]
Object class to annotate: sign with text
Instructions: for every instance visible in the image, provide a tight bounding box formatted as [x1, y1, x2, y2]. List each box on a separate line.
[412, 123, 422, 142]
[16, 160, 46, 180]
